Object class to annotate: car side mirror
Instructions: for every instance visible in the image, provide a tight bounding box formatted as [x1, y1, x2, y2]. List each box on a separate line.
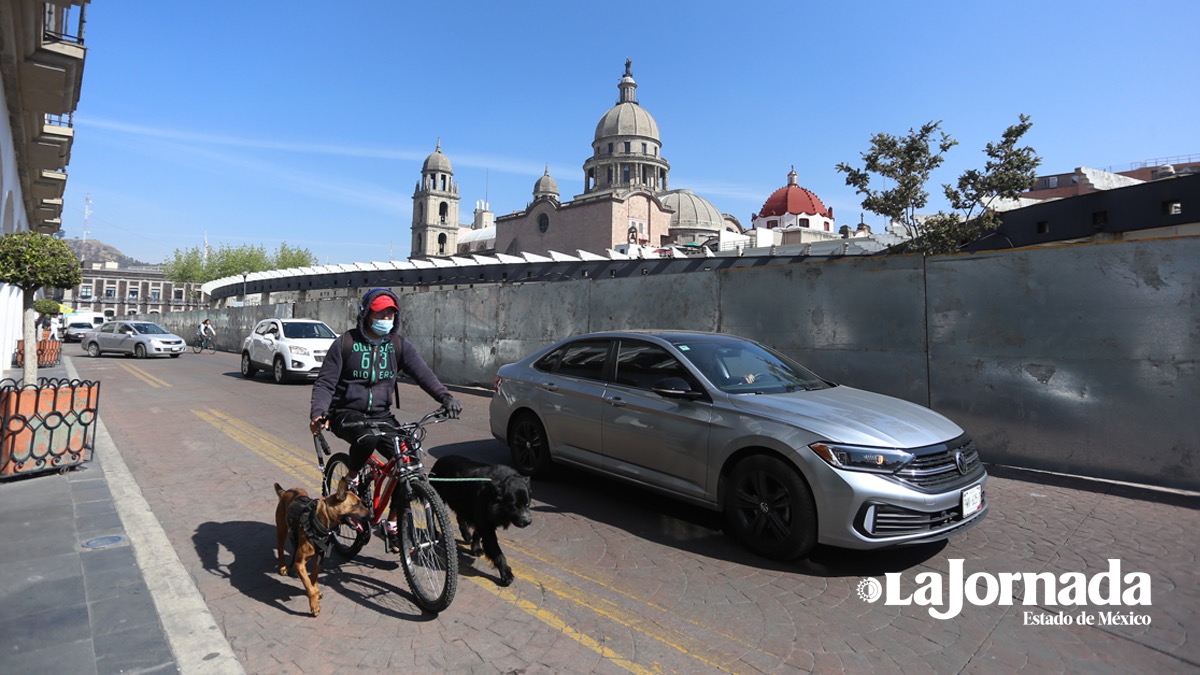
[651, 377, 704, 400]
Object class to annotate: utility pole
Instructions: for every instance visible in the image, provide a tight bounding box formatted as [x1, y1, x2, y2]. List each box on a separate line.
[81, 193, 92, 249]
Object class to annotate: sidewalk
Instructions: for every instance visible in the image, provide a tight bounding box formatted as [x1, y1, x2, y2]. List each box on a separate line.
[0, 356, 240, 675]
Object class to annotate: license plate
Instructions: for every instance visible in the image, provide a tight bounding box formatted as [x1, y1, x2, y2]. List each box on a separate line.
[962, 485, 983, 515]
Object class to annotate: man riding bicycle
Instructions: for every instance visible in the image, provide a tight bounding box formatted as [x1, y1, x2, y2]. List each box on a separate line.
[196, 319, 216, 346]
[309, 288, 461, 550]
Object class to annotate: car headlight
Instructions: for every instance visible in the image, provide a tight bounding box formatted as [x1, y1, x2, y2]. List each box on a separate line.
[808, 442, 913, 474]
[288, 344, 310, 356]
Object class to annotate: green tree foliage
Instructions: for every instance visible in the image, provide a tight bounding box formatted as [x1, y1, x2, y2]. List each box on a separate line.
[272, 242, 318, 270]
[162, 242, 317, 284]
[0, 230, 83, 380]
[837, 116, 1040, 255]
[34, 298, 61, 316]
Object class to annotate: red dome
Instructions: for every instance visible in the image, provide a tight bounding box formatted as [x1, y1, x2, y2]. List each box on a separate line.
[758, 168, 832, 219]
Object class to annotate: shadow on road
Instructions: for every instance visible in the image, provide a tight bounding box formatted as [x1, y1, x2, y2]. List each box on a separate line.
[421, 441, 945, 577]
[192, 520, 445, 620]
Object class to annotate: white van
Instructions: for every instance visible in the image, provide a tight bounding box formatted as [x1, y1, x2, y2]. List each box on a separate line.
[69, 311, 108, 328]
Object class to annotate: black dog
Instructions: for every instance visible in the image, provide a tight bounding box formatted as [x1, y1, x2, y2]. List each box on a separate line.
[431, 455, 532, 586]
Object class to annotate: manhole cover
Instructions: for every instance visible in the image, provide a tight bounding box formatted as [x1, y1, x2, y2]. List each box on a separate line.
[83, 535, 126, 549]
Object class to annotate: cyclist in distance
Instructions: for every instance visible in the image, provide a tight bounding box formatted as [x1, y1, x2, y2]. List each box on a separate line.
[197, 319, 216, 344]
[309, 288, 462, 547]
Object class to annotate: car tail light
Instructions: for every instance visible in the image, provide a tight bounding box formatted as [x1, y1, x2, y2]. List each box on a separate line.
[493, 376, 503, 392]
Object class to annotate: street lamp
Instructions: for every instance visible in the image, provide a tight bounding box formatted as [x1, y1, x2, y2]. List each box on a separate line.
[241, 270, 248, 305]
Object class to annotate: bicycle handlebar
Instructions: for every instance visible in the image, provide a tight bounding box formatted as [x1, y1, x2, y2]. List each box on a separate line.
[334, 407, 451, 433]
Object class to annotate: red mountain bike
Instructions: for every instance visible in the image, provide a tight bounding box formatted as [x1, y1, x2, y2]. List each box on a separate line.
[315, 409, 457, 613]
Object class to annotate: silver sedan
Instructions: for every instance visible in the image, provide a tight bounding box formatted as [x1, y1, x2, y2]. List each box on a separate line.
[81, 321, 187, 359]
[489, 330, 987, 560]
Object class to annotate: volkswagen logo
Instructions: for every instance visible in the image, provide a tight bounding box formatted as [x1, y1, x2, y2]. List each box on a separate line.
[954, 451, 969, 475]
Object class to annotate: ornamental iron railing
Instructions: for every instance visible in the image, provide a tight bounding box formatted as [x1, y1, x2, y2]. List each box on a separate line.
[0, 378, 101, 479]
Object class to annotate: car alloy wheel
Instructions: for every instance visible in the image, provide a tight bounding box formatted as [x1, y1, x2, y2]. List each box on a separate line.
[241, 352, 257, 378]
[87, 343, 100, 357]
[134, 344, 147, 359]
[723, 455, 817, 561]
[273, 357, 287, 384]
[508, 412, 552, 478]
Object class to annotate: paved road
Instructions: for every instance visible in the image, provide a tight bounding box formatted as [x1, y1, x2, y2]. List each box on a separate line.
[70, 349, 1199, 674]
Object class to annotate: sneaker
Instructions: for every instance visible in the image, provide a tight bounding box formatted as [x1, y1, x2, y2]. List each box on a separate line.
[384, 521, 400, 554]
[337, 474, 362, 495]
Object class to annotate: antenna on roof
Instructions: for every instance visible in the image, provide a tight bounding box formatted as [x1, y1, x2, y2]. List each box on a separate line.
[82, 193, 92, 248]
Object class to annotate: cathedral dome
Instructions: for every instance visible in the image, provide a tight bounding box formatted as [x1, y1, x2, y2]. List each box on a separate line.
[593, 61, 660, 143]
[533, 165, 559, 199]
[422, 140, 453, 174]
[759, 167, 831, 218]
[595, 103, 660, 142]
[661, 189, 724, 232]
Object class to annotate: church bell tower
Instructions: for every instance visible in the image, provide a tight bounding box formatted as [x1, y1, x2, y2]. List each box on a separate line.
[411, 140, 460, 258]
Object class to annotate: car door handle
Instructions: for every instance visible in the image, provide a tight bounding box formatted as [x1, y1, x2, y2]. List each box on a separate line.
[539, 383, 558, 392]
[606, 397, 626, 407]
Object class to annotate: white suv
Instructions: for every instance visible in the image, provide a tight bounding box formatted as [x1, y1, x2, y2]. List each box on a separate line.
[240, 318, 337, 383]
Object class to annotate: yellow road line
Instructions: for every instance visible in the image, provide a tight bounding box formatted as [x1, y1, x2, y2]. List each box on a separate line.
[506, 539, 770, 667]
[117, 362, 171, 388]
[505, 565, 739, 673]
[192, 409, 320, 487]
[193, 407, 733, 672]
[467, 576, 658, 675]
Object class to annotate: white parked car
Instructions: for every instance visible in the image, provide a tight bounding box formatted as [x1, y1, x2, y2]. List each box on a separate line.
[240, 318, 337, 383]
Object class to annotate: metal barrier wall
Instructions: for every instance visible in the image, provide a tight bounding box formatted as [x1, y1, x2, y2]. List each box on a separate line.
[144, 238, 1198, 490]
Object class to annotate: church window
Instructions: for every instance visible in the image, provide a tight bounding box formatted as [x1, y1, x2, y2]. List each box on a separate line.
[439, 202, 449, 224]
[538, 213, 550, 233]
[768, 220, 778, 229]
[622, 165, 630, 184]
[799, 218, 810, 228]
[440, 175, 446, 190]
[417, 203, 424, 222]
[624, 141, 631, 153]
[438, 233, 447, 255]
[642, 143, 647, 154]
[608, 143, 614, 154]
[607, 167, 613, 184]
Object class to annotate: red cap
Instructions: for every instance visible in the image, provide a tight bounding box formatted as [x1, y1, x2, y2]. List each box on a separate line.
[369, 294, 397, 312]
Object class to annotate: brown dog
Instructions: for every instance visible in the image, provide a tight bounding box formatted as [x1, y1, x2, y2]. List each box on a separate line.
[274, 482, 369, 617]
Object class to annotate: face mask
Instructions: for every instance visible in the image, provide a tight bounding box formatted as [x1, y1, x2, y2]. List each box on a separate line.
[370, 318, 394, 335]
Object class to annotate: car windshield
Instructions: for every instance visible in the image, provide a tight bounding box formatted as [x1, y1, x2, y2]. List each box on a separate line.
[282, 322, 336, 339]
[670, 335, 830, 395]
[68, 323, 91, 329]
[129, 322, 170, 335]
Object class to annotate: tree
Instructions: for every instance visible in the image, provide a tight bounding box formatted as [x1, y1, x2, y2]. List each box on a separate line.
[34, 298, 61, 316]
[837, 116, 1040, 255]
[162, 246, 207, 284]
[162, 242, 317, 285]
[0, 231, 82, 381]
[272, 242, 317, 270]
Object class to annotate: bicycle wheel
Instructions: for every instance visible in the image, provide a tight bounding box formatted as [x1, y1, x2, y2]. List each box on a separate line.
[205, 340, 216, 354]
[192, 339, 202, 354]
[321, 453, 372, 558]
[399, 478, 458, 613]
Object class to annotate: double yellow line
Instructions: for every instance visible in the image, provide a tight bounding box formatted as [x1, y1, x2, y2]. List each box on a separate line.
[192, 408, 319, 487]
[193, 408, 755, 674]
[118, 362, 171, 388]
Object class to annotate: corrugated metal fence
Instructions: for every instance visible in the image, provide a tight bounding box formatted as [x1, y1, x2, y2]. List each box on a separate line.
[150, 238, 1199, 491]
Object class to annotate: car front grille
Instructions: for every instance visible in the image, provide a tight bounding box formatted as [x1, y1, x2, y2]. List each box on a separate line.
[889, 440, 983, 492]
[862, 502, 965, 537]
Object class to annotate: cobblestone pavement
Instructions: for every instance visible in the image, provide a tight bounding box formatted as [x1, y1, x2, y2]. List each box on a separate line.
[50, 351, 1200, 673]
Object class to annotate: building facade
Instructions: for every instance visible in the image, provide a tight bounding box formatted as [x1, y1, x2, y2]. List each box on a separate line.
[55, 261, 206, 318]
[416, 60, 743, 260]
[0, 0, 89, 360]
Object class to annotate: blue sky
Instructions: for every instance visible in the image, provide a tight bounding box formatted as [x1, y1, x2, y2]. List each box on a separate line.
[62, 1, 1200, 265]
